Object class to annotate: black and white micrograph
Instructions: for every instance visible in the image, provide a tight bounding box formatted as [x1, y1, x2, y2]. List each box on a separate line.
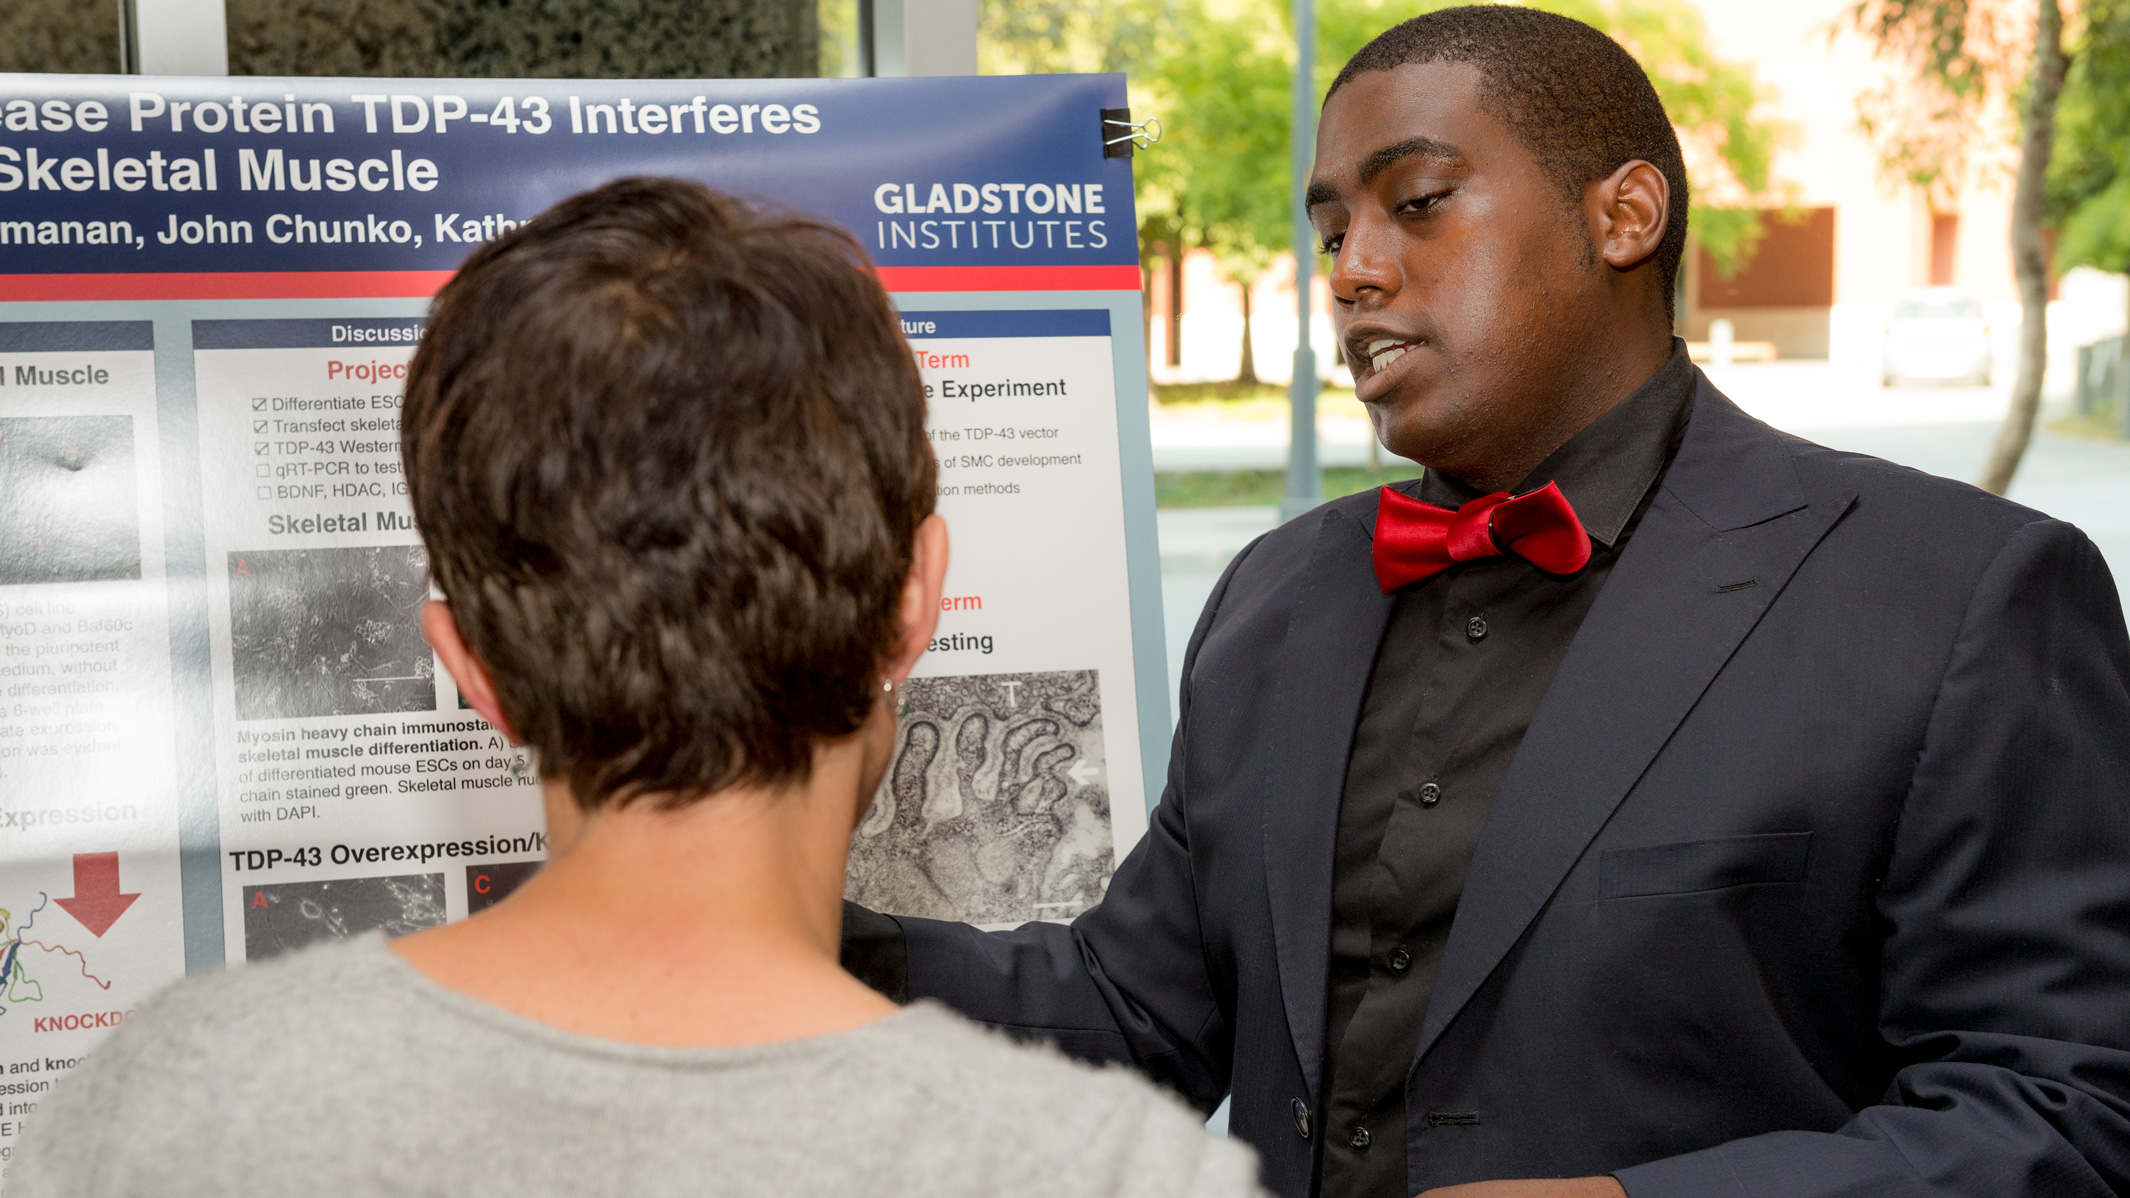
[227, 545, 435, 721]
[846, 670, 1114, 924]
[241, 873, 447, 961]
[0, 416, 141, 586]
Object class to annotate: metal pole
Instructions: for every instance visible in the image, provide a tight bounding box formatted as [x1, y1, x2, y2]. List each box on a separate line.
[858, 0, 876, 77]
[902, 0, 977, 76]
[116, 0, 141, 74]
[1281, 0, 1321, 522]
[132, 0, 229, 74]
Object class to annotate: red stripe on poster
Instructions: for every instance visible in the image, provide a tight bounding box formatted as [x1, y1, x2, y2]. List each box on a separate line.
[875, 265, 1143, 292]
[0, 264, 1143, 302]
[0, 272, 458, 301]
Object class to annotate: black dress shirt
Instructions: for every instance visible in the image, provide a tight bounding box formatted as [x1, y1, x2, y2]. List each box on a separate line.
[1316, 343, 1696, 1197]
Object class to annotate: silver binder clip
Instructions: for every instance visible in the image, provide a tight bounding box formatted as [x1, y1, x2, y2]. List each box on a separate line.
[1101, 108, 1161, 158]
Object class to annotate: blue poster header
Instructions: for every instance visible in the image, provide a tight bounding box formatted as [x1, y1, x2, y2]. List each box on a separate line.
[192, 318, 426, 349]
[0, 74, 1138, 277]
[895, 309, 1110, 339]
[0, 320, 154, 351]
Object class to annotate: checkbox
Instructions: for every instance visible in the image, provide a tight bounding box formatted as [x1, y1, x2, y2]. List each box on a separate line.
[255, 464, 271, 478]
[251, 398, 268, 411]
[256, 487, 272, 500]
[253, 419, 268, 433]
[254, 442, 269, 456]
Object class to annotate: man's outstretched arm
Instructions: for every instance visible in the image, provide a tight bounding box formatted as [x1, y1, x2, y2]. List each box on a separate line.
[891, 775, 1235, 1111]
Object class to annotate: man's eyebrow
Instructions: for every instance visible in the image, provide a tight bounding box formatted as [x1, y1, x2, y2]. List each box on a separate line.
[1304, 136, 1465, 213]
[1357, 136, 1463, 186]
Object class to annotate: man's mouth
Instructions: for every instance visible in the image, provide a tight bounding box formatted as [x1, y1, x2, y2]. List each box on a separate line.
[1363, 338, 1421, 374]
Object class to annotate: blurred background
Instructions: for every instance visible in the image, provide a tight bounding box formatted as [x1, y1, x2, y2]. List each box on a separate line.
[7, 0, 2129, 713]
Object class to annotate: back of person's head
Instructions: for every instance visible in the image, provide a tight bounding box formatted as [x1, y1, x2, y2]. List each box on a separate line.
[402, 177, 935, 810]
[1329, 4, 1689, 314]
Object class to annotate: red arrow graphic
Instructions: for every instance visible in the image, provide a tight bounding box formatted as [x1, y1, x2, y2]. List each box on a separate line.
[55, 852, 139, 938]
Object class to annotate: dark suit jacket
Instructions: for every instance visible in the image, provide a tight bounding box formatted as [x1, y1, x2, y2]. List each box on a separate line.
[888, 377, 2130, 1198]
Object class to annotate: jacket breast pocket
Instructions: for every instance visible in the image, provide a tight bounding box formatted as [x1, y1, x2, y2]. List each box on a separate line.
[1597, 831, 1812, 900]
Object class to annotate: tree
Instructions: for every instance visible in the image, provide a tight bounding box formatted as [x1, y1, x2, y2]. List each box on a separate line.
[2049, 0, 2130, 275]
[1319, 0, 1793, 278]
[1154, 0, 1293, 385]
[981, 0, 1294, 386]
[1848, 0, 2069, 495]
[978, 0, 1790, 384]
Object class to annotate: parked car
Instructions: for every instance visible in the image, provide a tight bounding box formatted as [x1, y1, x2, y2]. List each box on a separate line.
[1883, 288, 1993, 386]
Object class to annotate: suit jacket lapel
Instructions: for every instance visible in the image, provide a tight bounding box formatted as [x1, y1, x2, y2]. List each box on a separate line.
[1414, 381, 1857, 1063]
[1262, 502, 1396, 1098]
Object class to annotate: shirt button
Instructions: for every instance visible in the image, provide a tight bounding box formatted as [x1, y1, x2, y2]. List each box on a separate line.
[1388, 947, 1412, 975]
[1292, 1098, 1312, 1140]
[1350, 1125, 1372, 1149]
[1418, 782, 1441, 807]
[1466, 615, 1488, 641]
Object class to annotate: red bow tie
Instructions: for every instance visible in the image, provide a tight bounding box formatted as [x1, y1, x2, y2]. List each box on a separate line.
[1372, 481, 1593, 593]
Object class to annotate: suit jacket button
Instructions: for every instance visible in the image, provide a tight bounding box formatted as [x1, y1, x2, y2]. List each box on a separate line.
[1292, 1098, 1311, 1140]
[1388, 947, 1412, 975]
[1350, 1125, 1372, 1149]
[1418, 782, 1441, 807]
[1466, 615, 1488, 641]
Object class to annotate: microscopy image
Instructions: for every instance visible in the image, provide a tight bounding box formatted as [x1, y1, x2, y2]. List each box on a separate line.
[241, 873, 447, 961]
[846, 670, 1114, 924]
[0, 416, 141, 586]
[465, 860, 542, 916]
[227, 545, 435, 721]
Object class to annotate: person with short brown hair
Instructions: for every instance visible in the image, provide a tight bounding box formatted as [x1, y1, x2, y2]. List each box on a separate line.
[13, 177, 1264, 1198]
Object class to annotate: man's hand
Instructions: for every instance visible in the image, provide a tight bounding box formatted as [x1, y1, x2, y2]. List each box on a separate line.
[1417, 1177, 1627, 1198]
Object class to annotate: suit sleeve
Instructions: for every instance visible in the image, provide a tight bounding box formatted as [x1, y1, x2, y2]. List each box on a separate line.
[1617, 518, 2130, 1198]
[881, 535, 1268, 1115]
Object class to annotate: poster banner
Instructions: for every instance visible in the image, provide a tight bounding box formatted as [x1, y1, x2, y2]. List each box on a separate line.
[0, 71, 1164, 1162]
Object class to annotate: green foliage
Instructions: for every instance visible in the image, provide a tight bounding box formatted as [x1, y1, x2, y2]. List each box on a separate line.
[1843, 0, 2027, 204]
[1154, 1, 1296, 286]
[978, 0, 1178, 75]
[2057, 177, 2130, 274]
[978, 0, 1790, 291]
[820, 0, 862, 76]
[1602, 0, 1794, 273]
[1691, 208, 1769, 277]
[1843, 0, 2129, 278]
[2049, 0, 2130, 274]
[975, 0, 1194, 263]
[1850, 0, 1996, 99]
[1325, 0, 1791, 275]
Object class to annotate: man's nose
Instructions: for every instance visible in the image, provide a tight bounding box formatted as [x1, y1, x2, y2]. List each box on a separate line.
[1328, 217, 1401, 304]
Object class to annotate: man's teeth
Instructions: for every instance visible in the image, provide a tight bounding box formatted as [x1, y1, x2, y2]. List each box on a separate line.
[1368, 340, 1412, 372]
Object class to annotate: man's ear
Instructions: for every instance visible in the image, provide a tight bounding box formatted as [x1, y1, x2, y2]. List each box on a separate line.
[421, 600, 519, 743]
[1588, 159, 1670, 271]
[885, 515, 950, 684]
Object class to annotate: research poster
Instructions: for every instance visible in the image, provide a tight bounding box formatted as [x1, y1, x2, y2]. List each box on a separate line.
[0, 71, 1163, 1157]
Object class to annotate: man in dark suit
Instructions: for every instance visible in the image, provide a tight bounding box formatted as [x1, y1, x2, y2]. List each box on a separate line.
[843, 8, 2130, 1197]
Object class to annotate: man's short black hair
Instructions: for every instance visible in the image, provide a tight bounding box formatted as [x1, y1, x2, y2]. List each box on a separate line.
[1329, 5, 1689, 317]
